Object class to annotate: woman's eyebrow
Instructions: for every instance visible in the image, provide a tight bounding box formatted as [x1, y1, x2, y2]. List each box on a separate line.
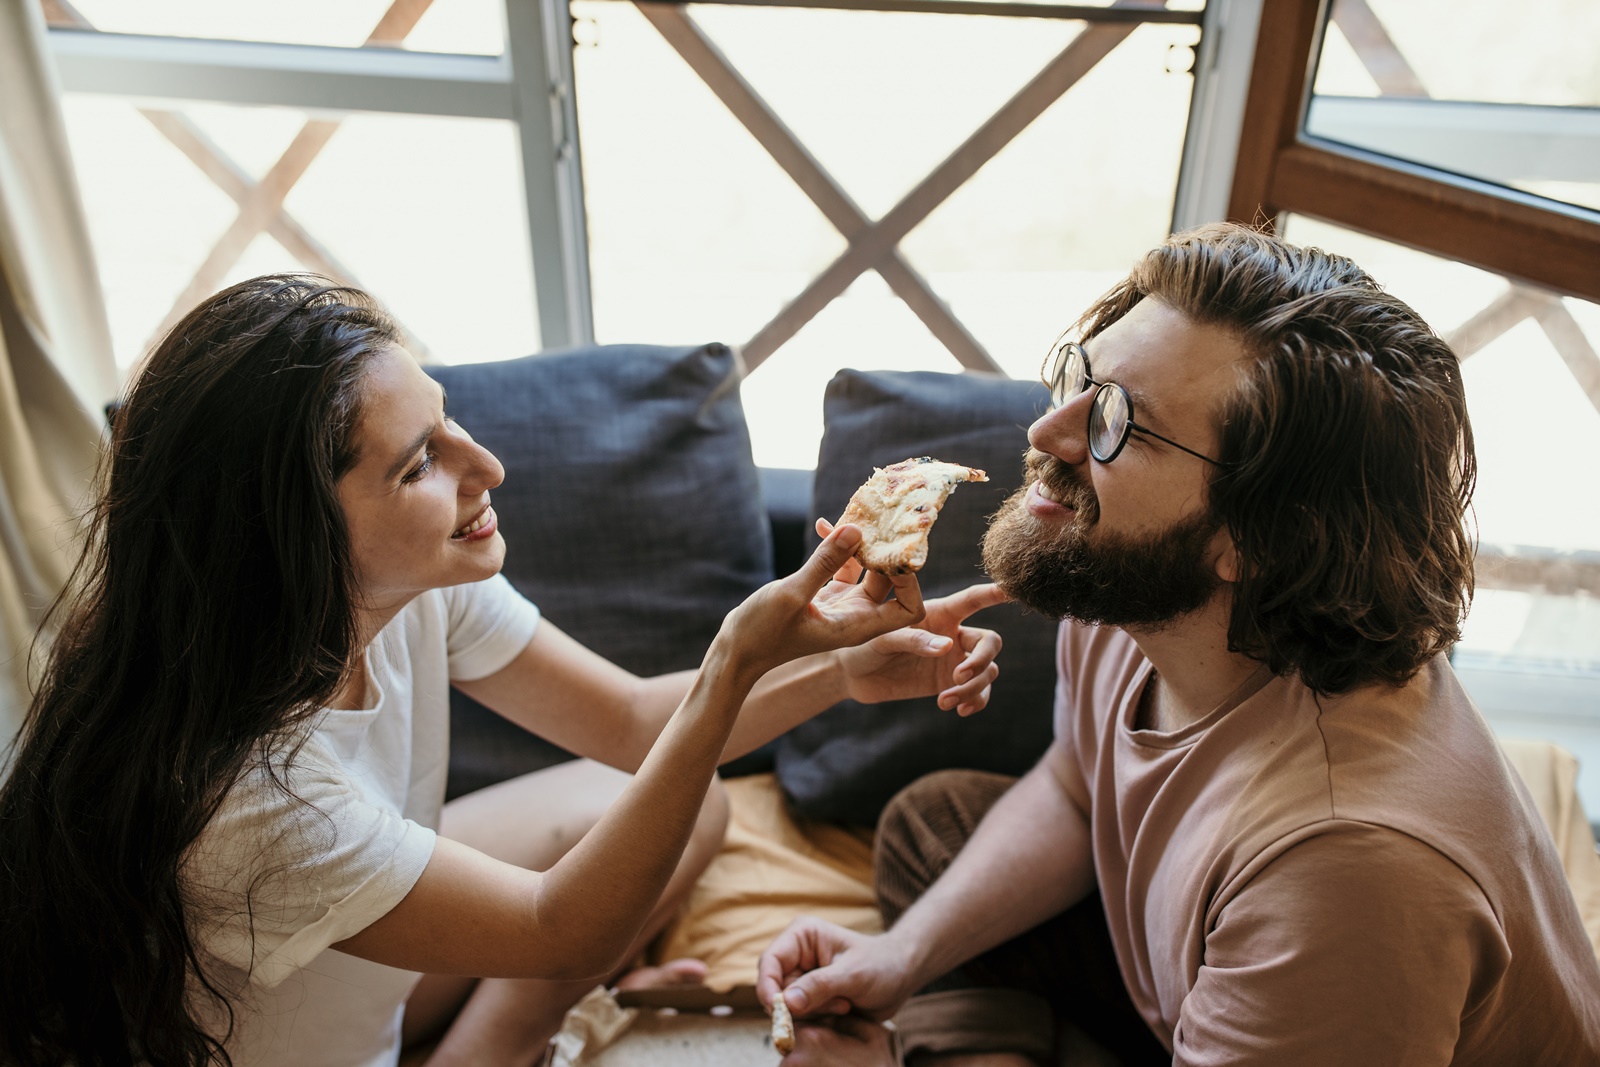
[384, 425, 434, 482]
[381, 385, 449, 481]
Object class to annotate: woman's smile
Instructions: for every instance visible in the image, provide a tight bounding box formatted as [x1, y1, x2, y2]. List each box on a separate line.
[453, 503, 497, 541]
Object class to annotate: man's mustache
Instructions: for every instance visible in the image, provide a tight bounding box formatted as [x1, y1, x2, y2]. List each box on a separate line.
[1023, 449, 1095, 517]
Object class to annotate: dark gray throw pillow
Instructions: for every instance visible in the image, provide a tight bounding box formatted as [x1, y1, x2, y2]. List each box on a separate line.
[429, 343, 774, 798]
[775, 368, 1061, 825]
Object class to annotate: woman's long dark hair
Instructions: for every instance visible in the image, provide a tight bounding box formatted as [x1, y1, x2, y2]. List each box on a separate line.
[0, 276, 398, 1066]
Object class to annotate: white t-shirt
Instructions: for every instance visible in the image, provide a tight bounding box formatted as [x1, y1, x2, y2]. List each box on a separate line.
[185, 574, 540, 1067]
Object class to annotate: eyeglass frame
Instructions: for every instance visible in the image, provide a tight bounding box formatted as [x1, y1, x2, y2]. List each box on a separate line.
[1041, 341, 1225, 467]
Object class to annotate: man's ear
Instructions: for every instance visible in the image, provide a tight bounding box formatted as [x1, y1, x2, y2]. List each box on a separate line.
[1210, 526, 1241, 584]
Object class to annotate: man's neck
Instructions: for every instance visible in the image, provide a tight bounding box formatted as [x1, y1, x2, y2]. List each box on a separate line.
[1125, 593, 1263, 733]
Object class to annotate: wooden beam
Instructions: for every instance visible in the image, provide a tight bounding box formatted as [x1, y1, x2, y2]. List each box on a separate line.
[1225, 0, 1321, 227]
[743, 19, 1136, 368]
[1269, 142, 1600, 304]
[1535, 301, 1600, 416]
[1444, 286, 1544, 360]
[1329, 0, 1426, 98]
[637, 3, 998, 372]
[1477, 547, 1600, 598]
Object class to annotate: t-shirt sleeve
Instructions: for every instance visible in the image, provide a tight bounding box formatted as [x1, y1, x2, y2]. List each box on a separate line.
[1173, 822, 1510, 1067]
[441, 572, 540, 681]
[186, 738, 437, 989]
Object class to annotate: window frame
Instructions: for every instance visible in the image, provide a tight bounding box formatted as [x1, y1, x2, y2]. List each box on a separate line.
[1226, 0, 1600, 304]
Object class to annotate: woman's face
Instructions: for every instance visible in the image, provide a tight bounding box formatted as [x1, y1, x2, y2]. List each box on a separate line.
[337, 347, 506, 617]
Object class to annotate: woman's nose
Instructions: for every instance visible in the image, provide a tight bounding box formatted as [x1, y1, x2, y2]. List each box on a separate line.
[453, 425, 504, 493]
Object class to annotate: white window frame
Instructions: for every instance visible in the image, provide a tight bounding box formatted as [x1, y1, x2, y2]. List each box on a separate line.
[48, 0, 595, 348]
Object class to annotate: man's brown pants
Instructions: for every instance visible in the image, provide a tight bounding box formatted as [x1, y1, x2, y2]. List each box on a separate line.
[875, 770, 1170, 1067]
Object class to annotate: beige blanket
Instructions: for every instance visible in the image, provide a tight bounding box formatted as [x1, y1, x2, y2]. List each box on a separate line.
[1500, 737, 1600, 961]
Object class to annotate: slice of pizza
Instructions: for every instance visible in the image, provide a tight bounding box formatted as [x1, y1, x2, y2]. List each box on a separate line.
[838, 456, 989, 576]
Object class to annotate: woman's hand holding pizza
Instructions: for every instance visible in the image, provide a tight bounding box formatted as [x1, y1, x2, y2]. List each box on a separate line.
[715, 523, 927, 681]
[815, 517, 1008, 715]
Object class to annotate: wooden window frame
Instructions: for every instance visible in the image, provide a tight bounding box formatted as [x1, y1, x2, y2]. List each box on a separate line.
[1226, 0, 1600, 304]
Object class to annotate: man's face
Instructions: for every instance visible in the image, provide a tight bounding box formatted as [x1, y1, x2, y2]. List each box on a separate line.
[982, 297, 1242, 628]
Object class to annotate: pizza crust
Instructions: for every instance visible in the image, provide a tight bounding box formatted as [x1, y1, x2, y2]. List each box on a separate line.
[838, 456, 988, 576]
[771, 994, 795, 1054]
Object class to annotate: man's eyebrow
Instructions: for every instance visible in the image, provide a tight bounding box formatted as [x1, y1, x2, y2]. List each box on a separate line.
[382, 385, 448, 482]
[1081, 345, 1170, 430]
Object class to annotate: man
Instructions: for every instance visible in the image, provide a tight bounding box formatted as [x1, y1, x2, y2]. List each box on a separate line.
[757, 224, 1600, 1065]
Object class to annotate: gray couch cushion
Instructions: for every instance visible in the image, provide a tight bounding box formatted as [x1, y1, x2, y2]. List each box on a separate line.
[775, 369, 1061, 825]
[429, 342, 773, 798]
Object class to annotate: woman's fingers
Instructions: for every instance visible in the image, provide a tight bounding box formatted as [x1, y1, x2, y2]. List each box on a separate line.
[931, 582, 1010, 623]
[815, 516, 864, 584]
[792, 525, 864, 599]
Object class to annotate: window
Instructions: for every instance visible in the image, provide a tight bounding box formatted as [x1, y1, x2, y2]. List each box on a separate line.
[569, 0, 1207, 466]
[46, 0, 1219, 471]
[44, 0, 586, 369]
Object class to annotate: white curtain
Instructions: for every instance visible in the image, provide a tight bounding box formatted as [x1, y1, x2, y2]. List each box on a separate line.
[0, 0, 118, 744]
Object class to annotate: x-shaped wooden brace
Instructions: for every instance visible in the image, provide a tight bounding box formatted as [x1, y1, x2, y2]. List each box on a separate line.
[1333, 0, 1600, 415]
[45, 0, 436, 359]
[635, 1, 1156, 373]
[1446, 286, 1600, 415]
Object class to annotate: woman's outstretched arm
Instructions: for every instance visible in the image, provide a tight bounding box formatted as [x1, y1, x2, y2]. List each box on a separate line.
[333, 524, 919, 981]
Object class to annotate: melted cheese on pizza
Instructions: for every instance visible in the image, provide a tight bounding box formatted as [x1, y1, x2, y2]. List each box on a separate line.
[839, 456, 988, 576]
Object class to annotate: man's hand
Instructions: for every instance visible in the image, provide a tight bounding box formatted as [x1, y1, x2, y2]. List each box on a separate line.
[757, 917, 917, 1024]
[780, 1015, 900, 1066]
[821, 518, 1009, 715]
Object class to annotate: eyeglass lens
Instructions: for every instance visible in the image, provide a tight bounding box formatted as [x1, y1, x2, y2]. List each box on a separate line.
[1049, 344, 1087, 407]
[1089, 384, 1129, 461]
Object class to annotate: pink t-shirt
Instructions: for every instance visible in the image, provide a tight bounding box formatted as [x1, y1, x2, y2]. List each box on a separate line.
[1048, 622, 1600, 1065]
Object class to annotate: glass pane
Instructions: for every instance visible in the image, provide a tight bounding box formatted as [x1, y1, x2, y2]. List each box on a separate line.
[899, 20, 1199, 381]
[42, 0, 504, 55]
[1305, 0, 1600, 212]
[1281, 214, 1600, 813]
[62, 97, 537, 374]
[572, 2, 1197, 468]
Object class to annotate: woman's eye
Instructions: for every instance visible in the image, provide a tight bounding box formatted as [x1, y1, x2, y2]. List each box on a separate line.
[402, 453, 434, 484]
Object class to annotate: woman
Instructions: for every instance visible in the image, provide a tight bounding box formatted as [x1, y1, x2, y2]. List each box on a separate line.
[0, 276, 1003, 1067]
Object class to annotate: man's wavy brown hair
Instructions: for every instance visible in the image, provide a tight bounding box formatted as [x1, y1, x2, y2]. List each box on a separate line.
[1077, 223, 1476, 694]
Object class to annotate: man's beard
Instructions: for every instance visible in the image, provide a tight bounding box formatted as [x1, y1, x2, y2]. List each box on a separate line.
[981, 450, 1222, 628]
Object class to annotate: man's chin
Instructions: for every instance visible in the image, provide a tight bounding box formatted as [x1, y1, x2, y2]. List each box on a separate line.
[982, 495, 1222, 628]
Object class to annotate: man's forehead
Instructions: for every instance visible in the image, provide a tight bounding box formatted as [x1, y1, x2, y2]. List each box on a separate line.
[1082, 300, 1240, 428]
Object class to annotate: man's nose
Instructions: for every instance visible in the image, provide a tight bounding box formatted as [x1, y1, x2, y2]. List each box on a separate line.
[1028, 396, 1091, 465]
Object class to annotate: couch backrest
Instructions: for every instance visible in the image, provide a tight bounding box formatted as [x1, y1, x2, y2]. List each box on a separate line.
[429, 342, 773, 797]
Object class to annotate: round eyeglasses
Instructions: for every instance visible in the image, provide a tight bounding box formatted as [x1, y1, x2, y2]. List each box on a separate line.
[1041, 342, 1224, 466]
